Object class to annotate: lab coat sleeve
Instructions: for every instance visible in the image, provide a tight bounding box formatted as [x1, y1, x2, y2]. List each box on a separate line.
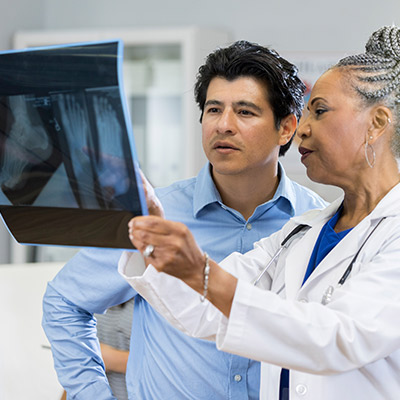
[42, 248, 135, 399]
[118, 230, 283, 339]
[119, 251, 223, 339]
[216, 223, 400, 375]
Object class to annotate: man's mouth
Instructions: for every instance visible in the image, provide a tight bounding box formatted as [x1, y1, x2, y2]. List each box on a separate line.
[213, 141, 239, 151]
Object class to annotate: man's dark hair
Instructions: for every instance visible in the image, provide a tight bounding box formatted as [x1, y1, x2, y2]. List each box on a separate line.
[194, 40, 306, 156]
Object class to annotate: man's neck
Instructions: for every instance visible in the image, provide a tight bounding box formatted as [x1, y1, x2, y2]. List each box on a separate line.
[211, 165, 280, 221]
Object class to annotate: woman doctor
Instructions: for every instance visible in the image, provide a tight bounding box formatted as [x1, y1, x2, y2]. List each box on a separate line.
[120, 25, 400, 400]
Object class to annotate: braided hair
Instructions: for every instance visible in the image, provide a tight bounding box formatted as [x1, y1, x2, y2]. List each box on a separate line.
[334, 25, 400, 156]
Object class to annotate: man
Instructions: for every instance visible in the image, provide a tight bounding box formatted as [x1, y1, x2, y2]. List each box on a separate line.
[43, 41, 327, 400]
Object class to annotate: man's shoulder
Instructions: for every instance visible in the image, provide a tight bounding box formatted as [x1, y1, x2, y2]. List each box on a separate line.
[285, 177, 329, 214]
[155, 176, 198, 218]
[289, 179, 324, 198]
[155, 176, 197, 199]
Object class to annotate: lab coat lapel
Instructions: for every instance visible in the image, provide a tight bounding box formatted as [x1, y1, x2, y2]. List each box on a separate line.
[283, 222, 323, 299]
[299, 215, 372, 294]
[270, 198, 341, 299]
[278, 183, 400, 300]
[280, 198, 342, 300]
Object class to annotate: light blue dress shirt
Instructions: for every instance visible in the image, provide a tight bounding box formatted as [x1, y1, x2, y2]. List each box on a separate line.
[42, 163, 327, 400]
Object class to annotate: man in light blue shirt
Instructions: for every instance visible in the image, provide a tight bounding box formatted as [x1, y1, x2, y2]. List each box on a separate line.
[43, 41, 327, 400]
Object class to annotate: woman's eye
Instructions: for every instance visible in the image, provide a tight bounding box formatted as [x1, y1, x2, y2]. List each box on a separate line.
[315, 108, 327, 116]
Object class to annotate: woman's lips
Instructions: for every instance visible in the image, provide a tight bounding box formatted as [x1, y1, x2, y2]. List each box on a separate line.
[298, 146, 313, 163]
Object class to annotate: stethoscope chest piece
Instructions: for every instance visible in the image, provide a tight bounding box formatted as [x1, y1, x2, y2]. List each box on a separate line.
[321, 285, 335, 305]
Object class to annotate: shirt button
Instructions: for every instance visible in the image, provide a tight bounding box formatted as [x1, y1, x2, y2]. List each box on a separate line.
[299, 298, 308, 303]
[234, 374, 242, 382]
[246, 223, 252, 230]
[295, 384, 308, 395]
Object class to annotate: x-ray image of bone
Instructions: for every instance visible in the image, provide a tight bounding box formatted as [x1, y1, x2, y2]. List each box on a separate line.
[1, 95, 52, 189]
[57, 94, 91, 171]
[92, 95, 129, 201]
[56, 93, 99, 208]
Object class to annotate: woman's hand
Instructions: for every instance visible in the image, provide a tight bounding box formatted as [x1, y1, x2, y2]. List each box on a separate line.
[128, 215, 238, 317]
[129, 216, 205, 292]
[139, 169, 165, 218]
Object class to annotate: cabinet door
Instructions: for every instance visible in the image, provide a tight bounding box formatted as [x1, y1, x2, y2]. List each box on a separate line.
[123, 43, 183, 187]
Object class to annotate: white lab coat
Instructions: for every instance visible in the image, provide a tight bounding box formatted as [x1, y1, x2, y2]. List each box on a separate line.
[119, 182, 400, 400]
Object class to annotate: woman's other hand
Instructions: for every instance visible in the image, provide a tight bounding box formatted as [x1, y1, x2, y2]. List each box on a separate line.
[139, 169, 165, 218]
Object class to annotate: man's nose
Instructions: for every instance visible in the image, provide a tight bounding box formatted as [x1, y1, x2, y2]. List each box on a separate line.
[216, 109, 236, 134]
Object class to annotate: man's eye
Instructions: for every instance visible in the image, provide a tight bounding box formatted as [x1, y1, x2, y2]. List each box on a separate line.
[239, 110, 254, 116]
[207, 107, 220, 113]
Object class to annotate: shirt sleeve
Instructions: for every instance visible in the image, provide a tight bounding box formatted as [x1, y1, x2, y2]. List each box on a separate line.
[42, 247, 136, 399]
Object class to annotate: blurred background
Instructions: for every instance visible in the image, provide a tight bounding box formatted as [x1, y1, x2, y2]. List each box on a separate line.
[0, 1, 399, 398]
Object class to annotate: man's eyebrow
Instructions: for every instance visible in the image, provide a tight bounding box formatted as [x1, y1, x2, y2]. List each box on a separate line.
[204, 100, 223, 107]
[204, 99, 263, 114]
[234, 101, 262, 113]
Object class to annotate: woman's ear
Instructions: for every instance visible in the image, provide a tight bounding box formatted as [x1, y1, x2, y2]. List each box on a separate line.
[369, 106, 392, 142]
[278, 114, 297, 146]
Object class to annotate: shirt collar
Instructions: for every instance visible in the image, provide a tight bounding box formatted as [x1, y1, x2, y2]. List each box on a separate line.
[193, 163, 222, 216]
[193, 162, 296, 217]
[271, 162, 296, 216]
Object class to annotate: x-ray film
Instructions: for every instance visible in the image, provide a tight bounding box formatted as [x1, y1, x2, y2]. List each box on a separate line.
[0, 40, 147, 249]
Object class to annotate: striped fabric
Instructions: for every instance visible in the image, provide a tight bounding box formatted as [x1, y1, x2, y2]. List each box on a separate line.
[95, 298, 134, 400]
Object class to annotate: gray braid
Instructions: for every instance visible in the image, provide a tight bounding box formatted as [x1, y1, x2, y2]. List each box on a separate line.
[334, 25, 400, 156]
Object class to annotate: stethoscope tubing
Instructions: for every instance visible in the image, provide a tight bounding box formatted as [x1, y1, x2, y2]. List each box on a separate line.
[253, 218, 387, 299]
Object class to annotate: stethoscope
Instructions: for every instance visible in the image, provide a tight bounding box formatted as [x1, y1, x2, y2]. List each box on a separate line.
[253, 217, 387, 305]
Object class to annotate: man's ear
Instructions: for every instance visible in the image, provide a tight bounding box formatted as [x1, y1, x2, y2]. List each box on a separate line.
[368, 106, 392, 143]
[278, 114, 297, 146]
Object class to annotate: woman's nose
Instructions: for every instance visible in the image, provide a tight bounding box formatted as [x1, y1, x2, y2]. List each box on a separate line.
[297, 113, 311, 139]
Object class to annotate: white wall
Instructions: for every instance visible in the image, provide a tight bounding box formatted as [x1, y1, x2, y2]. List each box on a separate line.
[0, 0, 46, 50]
[5, 0, 397, 55]
[0, 263, 64, 400]
[41, 0, 400, 53]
